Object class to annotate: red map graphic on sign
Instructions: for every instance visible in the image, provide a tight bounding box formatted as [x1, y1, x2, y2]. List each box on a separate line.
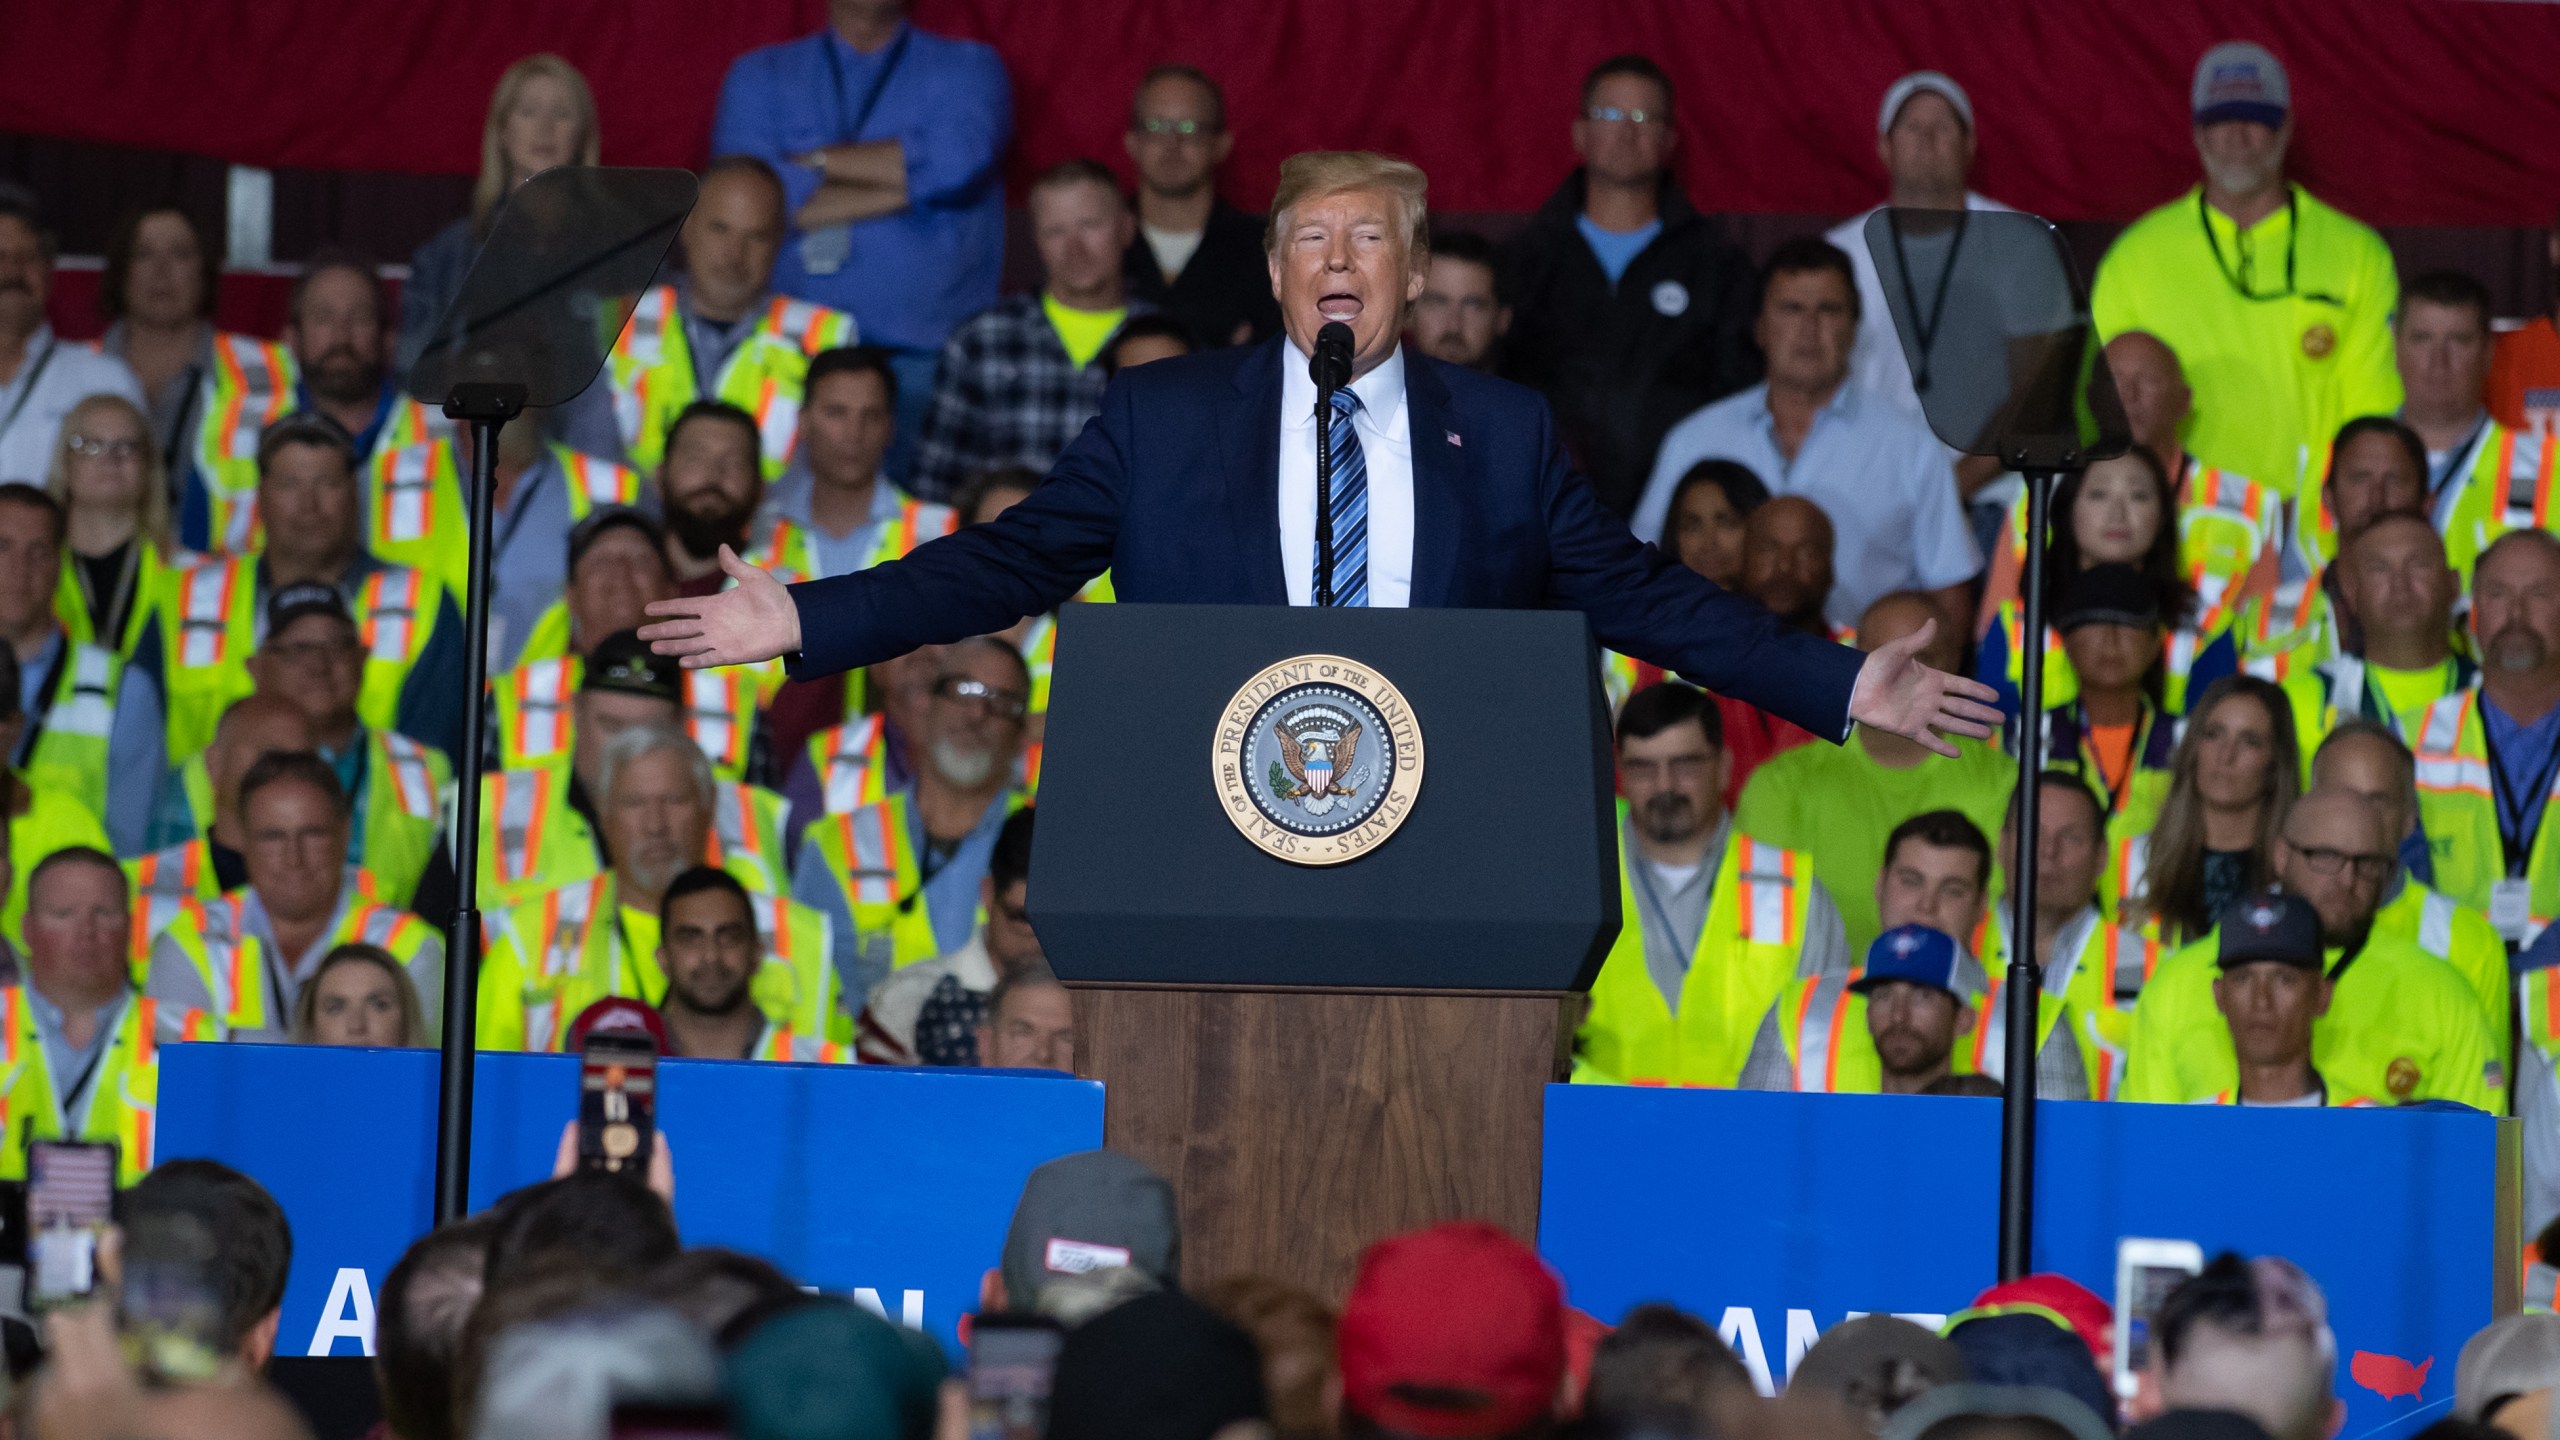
[2351, 1351, 2432, 1401]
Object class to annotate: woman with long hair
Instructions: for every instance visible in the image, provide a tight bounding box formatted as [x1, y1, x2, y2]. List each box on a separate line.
[92, 206, 232, 477]
[1975, 446, 2226, 717]
[43, 393, 183, 658]
[2123, 674, 2301, 944]
[397, 54, 601, 380]
[294, 942, 428, 1048]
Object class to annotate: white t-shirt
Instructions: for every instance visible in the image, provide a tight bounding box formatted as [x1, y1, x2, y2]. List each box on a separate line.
[0, 327, 147, 486]
[1143, 224, 1205, 283]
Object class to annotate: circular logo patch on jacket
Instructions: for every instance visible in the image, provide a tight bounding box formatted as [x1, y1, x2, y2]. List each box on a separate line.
[1651, 280, 1691, 317]
[2385, 1056, 2421, 1099]
[2301, 322, 2337, 360]
[1213, 654, 1425, 866]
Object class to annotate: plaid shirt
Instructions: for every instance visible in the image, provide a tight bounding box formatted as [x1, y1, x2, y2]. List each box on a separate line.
[910, 293, 1150, 501]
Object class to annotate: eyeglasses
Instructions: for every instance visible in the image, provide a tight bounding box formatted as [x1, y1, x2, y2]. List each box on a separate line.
[1135, 117, 1216, 138]
[934, 675, 1029, 721]
[1584, 106, 1665, 127]
[2286, 844, 2394, 881]
[67, 435, 145, 461]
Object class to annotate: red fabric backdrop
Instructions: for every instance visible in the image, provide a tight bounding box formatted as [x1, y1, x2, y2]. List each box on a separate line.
[4, 1, 2557, 226]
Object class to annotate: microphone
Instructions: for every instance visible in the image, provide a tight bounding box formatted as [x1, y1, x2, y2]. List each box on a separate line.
[1311, 322, 1354, 392]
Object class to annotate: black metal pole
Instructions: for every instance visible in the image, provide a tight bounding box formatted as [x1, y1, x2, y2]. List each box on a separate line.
[433, 382, 525, 1224]
[1999, 467, 2057, 1281]
[1314, 389, 1335, 607]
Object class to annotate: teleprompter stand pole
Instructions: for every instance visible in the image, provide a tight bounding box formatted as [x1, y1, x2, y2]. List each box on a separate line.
[432, 380, 526, 1225]
[1998, 467, 2059, 1281]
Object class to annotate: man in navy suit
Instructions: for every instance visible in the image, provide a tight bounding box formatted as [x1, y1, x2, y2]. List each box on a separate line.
[643, 151, 1997, 752]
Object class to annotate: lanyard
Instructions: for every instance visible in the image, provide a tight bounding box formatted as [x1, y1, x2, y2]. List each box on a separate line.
[2429, 411, 2494, 503]
[0, 335, 61, 450]
[822, 25, 913, 146]
[1885, 208, 1967, 394]
[491, 453, 554, 560]
[1626, 845, 1698, 958]
[2066, 703, 2146, 817]
[2480, 702, 2560, 878]
[15, 634, 68, 766]
[2196, 190, 2341, 306]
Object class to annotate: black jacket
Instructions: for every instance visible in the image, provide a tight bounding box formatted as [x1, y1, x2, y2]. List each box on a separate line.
[1123, 199, 1282, 348]
[1500, 171, 1762, 516]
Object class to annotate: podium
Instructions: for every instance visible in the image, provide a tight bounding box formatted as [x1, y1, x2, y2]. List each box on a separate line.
[1031, 605, 1619, 1295]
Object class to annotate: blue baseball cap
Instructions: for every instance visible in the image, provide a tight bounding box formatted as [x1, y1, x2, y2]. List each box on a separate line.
[1851, 925, 1964, 998]
[2192, 41, 2290, 128]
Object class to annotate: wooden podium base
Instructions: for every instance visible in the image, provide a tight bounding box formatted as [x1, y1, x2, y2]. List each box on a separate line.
[1070, 984, 1574, 1299]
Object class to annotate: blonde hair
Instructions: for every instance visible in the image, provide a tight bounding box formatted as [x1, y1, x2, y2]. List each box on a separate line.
[44, 393, 174, 561]
[1263, 151, 1430, 258]
[293, 942, 427, 1047]
[473, 55, 602, 235]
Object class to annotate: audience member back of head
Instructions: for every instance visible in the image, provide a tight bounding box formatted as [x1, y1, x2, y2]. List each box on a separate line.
[484, 1170, 681, 1285]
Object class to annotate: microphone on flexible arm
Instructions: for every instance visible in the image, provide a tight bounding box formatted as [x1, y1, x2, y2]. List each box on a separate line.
[1311, 321, 1355, 607]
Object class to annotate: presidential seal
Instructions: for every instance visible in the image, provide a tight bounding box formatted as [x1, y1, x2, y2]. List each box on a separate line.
[1214, 653, 1425, 865]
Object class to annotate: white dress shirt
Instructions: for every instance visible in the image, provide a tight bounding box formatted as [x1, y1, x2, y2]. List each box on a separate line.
[0, 326, 147, 486]
[1279, 340, 1415, 607]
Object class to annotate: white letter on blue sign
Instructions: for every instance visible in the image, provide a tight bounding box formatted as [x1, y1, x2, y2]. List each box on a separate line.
[1717, 1307, 1774, 1396]
[852, 1288, 927, 1328]
[307, 1268, 378, 1357]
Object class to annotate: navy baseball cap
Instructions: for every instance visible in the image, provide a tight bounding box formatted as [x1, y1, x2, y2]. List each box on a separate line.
[2053, 563, 2162, 633]
[2193, 41, 2290, 129]
[2216, 890, 2324, 971]
[1851, 925, 1963, 998]
[265, 581, 351, 636]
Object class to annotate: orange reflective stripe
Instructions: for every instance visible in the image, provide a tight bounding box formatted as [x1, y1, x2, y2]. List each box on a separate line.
[133, 999, 158, 1069]
[211, 342, 249, 453]
[1970, 980, 2001, 1074]
[1821, 986, 1854, 1092]
[1790, 982, 1823, 1091]
[2, 988, 20, 1065]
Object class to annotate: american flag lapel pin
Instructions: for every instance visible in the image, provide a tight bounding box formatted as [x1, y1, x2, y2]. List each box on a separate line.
[1446, 430, 1463, 447]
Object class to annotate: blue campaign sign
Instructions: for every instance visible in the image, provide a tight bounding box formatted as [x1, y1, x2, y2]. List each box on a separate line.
[1540, 1088, 2505, 1440]
[157, 1043, 1104, 1358]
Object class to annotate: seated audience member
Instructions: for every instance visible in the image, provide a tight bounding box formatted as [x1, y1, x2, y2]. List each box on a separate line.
[724, 1303, 953, 1438]
[657, 399, 774, 596]
[752, 346, 957, 584]
[43, 391, 189, 663]
[2398, 270, 2549, 577]
[376, 404, 644, 663]
[478, 723, 836, 1052]
[2102, 331, 2283, 644]
[1788, 1314, 1968, 1426]
[2125, 791, 2502, 1109]
[133, 692, 313, 943]
[2413, 530, 2560, 940]
[1575, 682, 1850, 1088]
[2239, 417, 2430, 679]
[399, 55, 600, 380]
[1977, 449, 2214, 718]
[0, 642, 112, 949]
[1745, 810, 2092, 1096]
[292, 940, 427, 1048]
[1047, 1290, 1270, 1440]
[603, 155, 853, 481]
[1582, 1303, 1754, 1439]
[2131, 1254, 2343, 1440]
[1099, 314, 1197, 378]
[241, 584, 448, 907]
[796, 636, 1029, 1000]
[1739, 494, 1844, 641]
[147, 751, 444, 1043]
[978, 961, 1073, 1073]
[1979, 770, 2161, 1097]
[0, 186, 147, 489]
[472, 1302, 722, 1439]
[2311, 722, 2505, 1033]
[865, 806, 1039, 1064]
[374, 1213, 501, 1440]
[93, 205, 245, 482]
[0, 481, 164, 855]
[2279, 513, 2467, 753]
[2193, 890, 2358, 1105]
[478, 629, 791, 905]
[658, 865, 844, 1061]
[1334, 1221, 1568, 1440]
[4, 848, 211, 1182]
[139, 410, 466, 762]
[914, 161, 1150, 502]
[1119, 65, 1278, 350]
[1739, 592, 2014, 953]
[1739, 923, 1979, 1095]
[2454, 1315, 2560, 1440]
[2123, 675, 2300, 945]
[643, 1247, 803, 1345]
[2028, 565, 2178, 855]
[115, 1158, 293, 1376]
[1410, 229, 1510, 373]
[1199, 1275, 1338, 1440]
[1660, 457, 1767, 591]
[1635, 237, 1979, 631]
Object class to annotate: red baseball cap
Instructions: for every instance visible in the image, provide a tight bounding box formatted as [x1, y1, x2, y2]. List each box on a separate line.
[564, 997, 669, 1053]
[1337, 1222, 1565, 1438]
[1965, 1273, 2114, 1367]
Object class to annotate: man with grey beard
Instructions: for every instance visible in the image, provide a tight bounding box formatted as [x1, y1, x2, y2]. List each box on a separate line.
[794, 634, 1030, 1000]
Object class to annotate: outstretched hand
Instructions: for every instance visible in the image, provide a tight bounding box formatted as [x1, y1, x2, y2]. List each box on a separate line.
[1845, 618, 2002, 757]
[637, 545, 800, 669]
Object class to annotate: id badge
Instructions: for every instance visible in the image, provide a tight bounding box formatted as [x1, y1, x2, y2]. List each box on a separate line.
[801, 224, 851, 276]
[2491, 877, 2534, 940]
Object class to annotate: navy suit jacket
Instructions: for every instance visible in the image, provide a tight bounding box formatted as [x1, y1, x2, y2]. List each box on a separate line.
[789, 337, 1864, 737]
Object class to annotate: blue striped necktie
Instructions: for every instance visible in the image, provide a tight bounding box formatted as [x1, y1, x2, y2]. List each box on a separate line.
[1324, 387, 1369, 607]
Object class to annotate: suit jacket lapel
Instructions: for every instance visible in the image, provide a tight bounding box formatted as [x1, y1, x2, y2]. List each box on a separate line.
[1403, 354, 1462, 608]
[1225, 337, 1288, 604]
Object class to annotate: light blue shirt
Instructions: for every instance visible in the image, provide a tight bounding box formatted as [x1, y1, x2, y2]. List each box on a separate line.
[26, 987, 127, 1125]
[486, 451, 580, 674]
[710, 23, 1012, 354]
[1632, 381, 1980, 627]
[15, 629, 166, 857]
[757, 470, 930, 580]
[792, 783, 1012, 1010]
[1577, 215, 1660, 288]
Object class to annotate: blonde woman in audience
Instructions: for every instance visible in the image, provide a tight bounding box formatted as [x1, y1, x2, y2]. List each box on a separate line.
[294, 941, 428, 1048]
[43, 392, 185, 659]
[2123, 675, 2301, 944]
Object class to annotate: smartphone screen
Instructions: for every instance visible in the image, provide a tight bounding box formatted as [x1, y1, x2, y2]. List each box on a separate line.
[26, 1141, 116, 1308]
[971, 1318, 1065, 1440]
[579, 1032, 660, 1176]
[2114, 1238, 2205, 1400]
[609, 1403, 730, 1439]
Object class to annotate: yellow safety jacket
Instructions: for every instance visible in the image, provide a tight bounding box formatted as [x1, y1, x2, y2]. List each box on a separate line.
[491, 655, 781, 785]
[747, 494, 957, 587]
[201, 390, 443, 557]
[475, 766, 791, 910]
[1575, 826, 1820, 1088]
[1974, 907, 2161, 1098]
[801, 788, 1024, 983]
[1016, 572, 1118, 718]
[152, 885, 437, 1038]
[188, 334, 297, 554]
[2287, 419, 2551, 584]
[157, 556, 448, 761]
[365, 440, 643, 594]
[128, 839, 220, 966]
[2278, 653, 2476, 784]
[803, 714, 892, 818]
[18, 639, 123, 832]
[745, 1020, 849, 1064]
[4, 785, 113, 952]
[1764, 974, 1891, 1093]
[2410, 686, 2560, 940]
[2368, 877, 2510, 1044]
[476, 873, 839, 1052]
[56, 543, 189, 666]
[0, 988, 218, 1185]
[2236, 560, 2338, 684]
[2029, 699, 2176, 919]
[356, 728, 450, 911]
[604, 287, 856, 479]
